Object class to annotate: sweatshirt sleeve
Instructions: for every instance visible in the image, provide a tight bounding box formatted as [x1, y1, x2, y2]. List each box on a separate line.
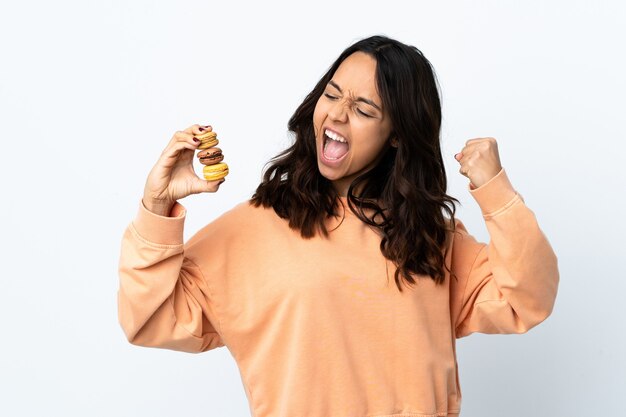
[116, 199, 225, 353]
[449, 168, 559, 339]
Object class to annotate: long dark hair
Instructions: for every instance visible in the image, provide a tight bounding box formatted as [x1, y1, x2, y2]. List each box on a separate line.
[250, 34, 460, 292]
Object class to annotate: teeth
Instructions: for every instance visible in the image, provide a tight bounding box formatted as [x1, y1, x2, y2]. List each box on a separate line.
[324, 129, 347, 143]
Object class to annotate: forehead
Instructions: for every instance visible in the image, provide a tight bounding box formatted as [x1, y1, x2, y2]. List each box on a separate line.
[331, 52, 379, 100]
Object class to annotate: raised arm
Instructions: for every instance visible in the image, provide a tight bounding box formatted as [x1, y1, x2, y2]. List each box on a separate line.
[449, 168, 560, 338]
[117, 199, 224, 353]
[117, 122, 228, 352]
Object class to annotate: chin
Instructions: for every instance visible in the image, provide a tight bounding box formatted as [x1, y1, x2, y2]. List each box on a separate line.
[316, 162, 333, 179]
[316, 159, 341, 180]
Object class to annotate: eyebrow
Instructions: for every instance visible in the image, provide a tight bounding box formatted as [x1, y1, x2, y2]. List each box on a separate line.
[328, 80, 382, 112]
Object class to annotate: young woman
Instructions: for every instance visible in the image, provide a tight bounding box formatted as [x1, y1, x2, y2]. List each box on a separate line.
[118, 35, 559, 417]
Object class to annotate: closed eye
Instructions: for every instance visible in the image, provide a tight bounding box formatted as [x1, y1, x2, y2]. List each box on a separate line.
[323, 93, 372, 118]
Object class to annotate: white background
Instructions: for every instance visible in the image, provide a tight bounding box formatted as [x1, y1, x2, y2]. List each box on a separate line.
[1, 0, 624, 416]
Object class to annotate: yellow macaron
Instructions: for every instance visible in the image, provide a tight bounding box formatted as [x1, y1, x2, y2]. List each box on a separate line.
[195, 130, 219, 149]
[203, 162, 229, 181]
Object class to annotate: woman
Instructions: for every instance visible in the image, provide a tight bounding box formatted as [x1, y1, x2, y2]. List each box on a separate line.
[118, 35, 559, 417]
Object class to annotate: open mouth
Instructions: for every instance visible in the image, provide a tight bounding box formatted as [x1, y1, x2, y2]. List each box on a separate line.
[322, 129, 350, 161]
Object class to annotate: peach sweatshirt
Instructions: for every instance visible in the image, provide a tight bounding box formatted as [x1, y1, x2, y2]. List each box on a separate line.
[117, 168, 559, 417]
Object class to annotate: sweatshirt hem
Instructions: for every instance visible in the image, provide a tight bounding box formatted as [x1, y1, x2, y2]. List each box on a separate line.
[128, 222, 183, 249]
[132, 199, 186, 244]
[469, 167, 517, 216]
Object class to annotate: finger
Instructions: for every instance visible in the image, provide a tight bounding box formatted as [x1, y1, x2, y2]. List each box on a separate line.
[189, 176, 225, 194]
[159, 140, 198, 165]
[465, 137, 488, 146]
[455, 143, 473, 162]
[171, 130, 200, 145]
[167, 131, 201, 156]
[455, 149, 472, 165]
[456, 140, 482, 163]
[184, 123, 213, 136]
[457, 150, 472, 166]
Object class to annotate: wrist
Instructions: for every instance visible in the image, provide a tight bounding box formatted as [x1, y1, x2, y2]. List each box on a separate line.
[142, 198, 175, 217]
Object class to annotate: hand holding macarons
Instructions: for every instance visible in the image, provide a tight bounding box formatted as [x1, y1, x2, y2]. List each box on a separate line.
[142, 123, 228, 216]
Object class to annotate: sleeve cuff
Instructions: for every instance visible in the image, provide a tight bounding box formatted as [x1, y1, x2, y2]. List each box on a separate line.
[468, 168, 519, 217]
[132, 199, 187, 245]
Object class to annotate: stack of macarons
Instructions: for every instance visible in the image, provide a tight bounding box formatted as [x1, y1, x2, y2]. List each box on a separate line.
[194, 128, 229, 181]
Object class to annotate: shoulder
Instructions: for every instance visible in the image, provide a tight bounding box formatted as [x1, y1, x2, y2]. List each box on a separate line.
[186, 199, 279, 245]
[182, 198, 272, 264]
[227, 199, 283, 228]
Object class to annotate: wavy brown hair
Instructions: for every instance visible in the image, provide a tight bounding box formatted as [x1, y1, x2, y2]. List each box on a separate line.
[250, 35, 460, 292]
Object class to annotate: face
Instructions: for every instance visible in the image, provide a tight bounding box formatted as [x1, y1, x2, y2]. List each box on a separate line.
[313, 51, 395, 197]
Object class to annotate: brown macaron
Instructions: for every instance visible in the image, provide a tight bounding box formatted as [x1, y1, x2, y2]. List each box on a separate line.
[197, 147, 224, 165]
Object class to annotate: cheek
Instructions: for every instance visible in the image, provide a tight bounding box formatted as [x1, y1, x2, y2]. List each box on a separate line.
[354, 128, 389, 157]
[360, 141, 383, 158]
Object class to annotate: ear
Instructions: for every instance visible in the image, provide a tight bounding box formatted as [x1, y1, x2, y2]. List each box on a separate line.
[390, 136, 398, 148]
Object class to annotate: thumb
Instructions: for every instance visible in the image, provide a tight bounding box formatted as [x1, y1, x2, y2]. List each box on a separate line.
[189, 176, 221, 194]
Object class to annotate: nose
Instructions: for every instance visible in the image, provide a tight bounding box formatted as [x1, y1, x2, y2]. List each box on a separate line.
[328, 97, 350, 123]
